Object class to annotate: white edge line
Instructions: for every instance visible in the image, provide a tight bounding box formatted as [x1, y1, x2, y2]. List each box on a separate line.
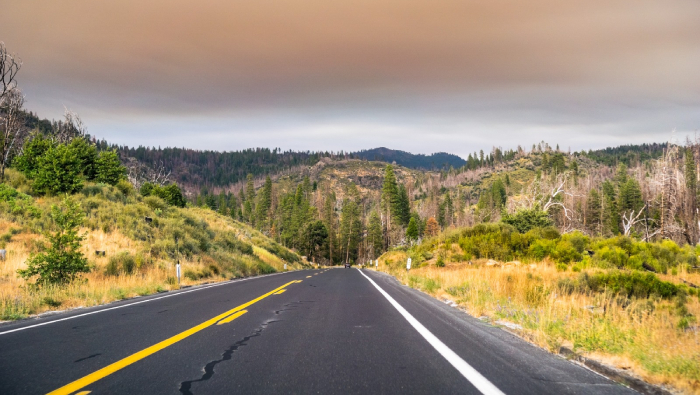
[0, 271, 294, 336]
[357, 269, 506, 395]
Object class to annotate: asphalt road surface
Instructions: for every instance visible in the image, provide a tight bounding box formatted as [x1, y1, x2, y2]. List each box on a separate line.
[0, 268, 637, 394]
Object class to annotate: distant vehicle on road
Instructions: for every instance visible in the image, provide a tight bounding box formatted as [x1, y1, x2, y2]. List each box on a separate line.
[344, 263, 351, 268]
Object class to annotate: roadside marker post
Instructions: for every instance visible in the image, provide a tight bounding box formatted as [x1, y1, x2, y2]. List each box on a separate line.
[406, 257, 412, 273]
[376, 259, 378, 269]
[176, 263, 181, 286]
[284, 263, 287, 271]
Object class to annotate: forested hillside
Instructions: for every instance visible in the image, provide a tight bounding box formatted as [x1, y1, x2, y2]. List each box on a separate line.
[352, 147, 465, 169]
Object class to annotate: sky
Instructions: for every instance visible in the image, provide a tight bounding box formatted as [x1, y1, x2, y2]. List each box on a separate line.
[1, 0, 699, 158]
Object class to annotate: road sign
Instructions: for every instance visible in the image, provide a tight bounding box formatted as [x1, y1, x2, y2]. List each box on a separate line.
[406, 258, 412, 271]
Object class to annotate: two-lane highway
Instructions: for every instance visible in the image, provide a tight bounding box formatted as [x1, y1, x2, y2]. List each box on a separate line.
[0, 268, 635, 394]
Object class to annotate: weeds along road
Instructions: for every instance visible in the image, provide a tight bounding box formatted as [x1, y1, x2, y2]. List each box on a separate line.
[0, 269, 636, 395]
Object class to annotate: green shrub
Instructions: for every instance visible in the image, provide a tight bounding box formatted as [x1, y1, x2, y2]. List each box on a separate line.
[144, 196, 168, 211]
[579, 271, 679, 299]
[435, 255, 445, 267]
[500, 208, 553, 233]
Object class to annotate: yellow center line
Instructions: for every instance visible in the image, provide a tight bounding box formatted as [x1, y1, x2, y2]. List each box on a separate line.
[47, 280, 298, 395]
[216, 310, 247, 325]
[274, 289, 286, 295]
[306, 276, 312, 278]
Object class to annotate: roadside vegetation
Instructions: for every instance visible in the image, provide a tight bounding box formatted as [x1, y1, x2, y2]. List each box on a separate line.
[0, 168, 304, 321]
[377, 224, 700, 394]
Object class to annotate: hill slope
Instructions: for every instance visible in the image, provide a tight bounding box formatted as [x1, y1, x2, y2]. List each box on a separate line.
[352, 147, 466, 170]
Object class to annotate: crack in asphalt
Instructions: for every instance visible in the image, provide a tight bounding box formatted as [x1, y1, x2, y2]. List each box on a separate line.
[178, 301, 314, 395]
[74, 353, 101, 363]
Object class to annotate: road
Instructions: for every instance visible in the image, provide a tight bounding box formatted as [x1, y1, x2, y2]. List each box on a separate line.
[0, 268, 635, 395]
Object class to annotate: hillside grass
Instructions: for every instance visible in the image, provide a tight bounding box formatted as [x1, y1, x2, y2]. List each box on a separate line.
[378, 229, 700, 394]
[0, 169, 305, 321]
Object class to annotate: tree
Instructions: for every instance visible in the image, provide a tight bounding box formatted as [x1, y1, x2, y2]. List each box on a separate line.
[305, 220, 328, 263]
[381, 165, 399, 227]
[602, 180, 619, 235]
[367, 211, 383, 259]
[0, 42, 21, 105]
[33, 144, 84, 195]
[244, 173, 255, 222]
[586, 188, 602, 234]
[18, 197, 89, 285]
[255, 176, 272, 229]
[425, 217, 439, 237]
[68, 138, 98, 180]
[13, 132, 52, 179]
[0, 88, 27, 180]
[406, 217, 419, 243]
[141, 182, 186, 207]
[95, 150, 126, 185]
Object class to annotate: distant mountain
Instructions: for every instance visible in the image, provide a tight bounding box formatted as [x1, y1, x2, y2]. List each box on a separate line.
[352, 147, 466, 170]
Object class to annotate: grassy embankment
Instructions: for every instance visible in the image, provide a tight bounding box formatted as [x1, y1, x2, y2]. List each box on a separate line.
[0, 169, 305, 321]
[377, 224, 700, 394]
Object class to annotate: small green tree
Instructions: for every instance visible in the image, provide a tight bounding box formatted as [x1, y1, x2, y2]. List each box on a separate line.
[33, 144, 84, 195]
[406, 216, 419, 243]
[94, 150, 126, 185]
[13, 133, 53, 179]
[18, 197, 89, 285]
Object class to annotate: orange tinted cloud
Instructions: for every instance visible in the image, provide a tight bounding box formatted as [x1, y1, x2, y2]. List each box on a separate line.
[0, 0, 698, 152]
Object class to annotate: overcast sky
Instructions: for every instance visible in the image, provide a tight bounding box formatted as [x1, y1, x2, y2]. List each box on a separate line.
[1, 0, 699, 158]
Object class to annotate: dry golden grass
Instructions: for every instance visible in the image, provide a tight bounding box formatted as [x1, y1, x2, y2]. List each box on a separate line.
[0, 209, 302, 321]
[378, 251, 700, 394]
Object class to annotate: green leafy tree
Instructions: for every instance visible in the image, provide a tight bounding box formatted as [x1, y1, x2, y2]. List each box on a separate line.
[13, 133, 53, 179]
[94, 150, 126, 185]
[141, 182, 186, 207]
[68, 138, 98, 180]
[18, 197, 89, 285]
[33, 144, 84, 195]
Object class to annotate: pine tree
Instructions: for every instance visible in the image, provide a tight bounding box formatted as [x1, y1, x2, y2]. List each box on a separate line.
[406, 217, 418, 243]
[381, 165, 399, 226]
[367, 211, 383, 259]
[255, 176, 272, 229]
[397, 183, 411, 226]
[586, 189, 602, 234]
[602, 180, 619, 235]
[244, 174, 255, 222]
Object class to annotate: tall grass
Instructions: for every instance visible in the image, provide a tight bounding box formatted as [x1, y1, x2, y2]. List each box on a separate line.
[379, 249, 700, 394]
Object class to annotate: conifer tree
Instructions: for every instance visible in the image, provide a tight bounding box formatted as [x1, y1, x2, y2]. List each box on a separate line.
[586, 189, 602, 235]
[255, 176, 272, 228]
[381, 165, 399, 227]
[367, 211, 383, 258]
[406, 217, 418, 243]
[425, 217, 439, 237]
[602, 180, 619, 235]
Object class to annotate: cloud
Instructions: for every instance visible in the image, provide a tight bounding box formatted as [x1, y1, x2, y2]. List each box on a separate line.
[0, 0, 698, 153]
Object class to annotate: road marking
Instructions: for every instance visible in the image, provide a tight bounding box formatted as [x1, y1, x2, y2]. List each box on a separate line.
[216, 310, 247, 325]
[274, 289, 286, 295]
[75, 392, 91, 395]
[0, 271, 297, 336]
[47, 280, 298, 395]
[306, 276, 312, 278]
[357, 270, 505, 395]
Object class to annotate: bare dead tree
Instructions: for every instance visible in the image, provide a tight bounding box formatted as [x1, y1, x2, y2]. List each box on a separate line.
[53, 107, 87, 144]
[0, 88, 28, 180]
[621, 204, 647, 236]
[126, 158, 172, 190]
[0, 42, 21, 102]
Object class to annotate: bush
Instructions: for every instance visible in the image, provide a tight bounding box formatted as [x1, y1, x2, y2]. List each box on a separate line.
[105, 252, 137, 275]
[578, 271, 680, 299]
[500, 208, 553, 233]
[141, 182, 186, 208]
[144, 196, 168, 211]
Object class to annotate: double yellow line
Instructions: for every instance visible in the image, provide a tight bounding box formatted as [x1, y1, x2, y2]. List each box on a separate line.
[48, 280, 302, 395]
